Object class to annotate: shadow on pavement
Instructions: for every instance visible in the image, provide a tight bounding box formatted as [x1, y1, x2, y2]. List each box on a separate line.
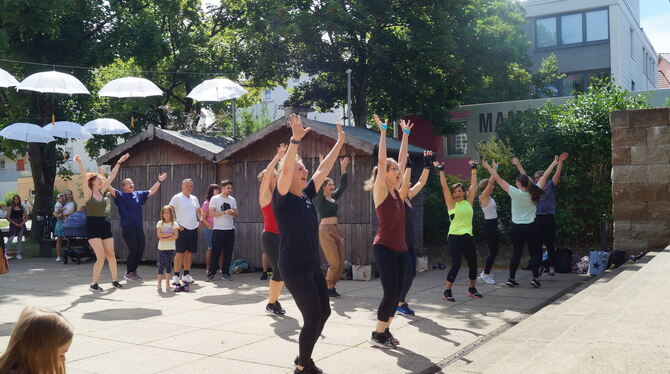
[82, 307, 162, 321]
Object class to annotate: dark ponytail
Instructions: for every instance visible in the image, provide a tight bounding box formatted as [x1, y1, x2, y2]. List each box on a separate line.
[516, 174, 544, 203]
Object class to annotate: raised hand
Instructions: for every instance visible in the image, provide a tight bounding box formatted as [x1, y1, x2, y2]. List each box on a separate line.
[277, 143, 287, 157]
[118, 153, 130, 164]
[158, 173, 168, 182]
[318, 154, 324, 163]
[400, 119, 414, 135]
[73, 155, 82, 163]
[469, 159, 479, 169]
[433, 161, 444, 171]
[491, 160, 499, 170]
[340, 156, 350, 170]
[511, 157, 520, 166]
[373, 114, 388, 132]
[336, 122, 346, 143]
[559, 152, 569, 162]
[423, 150, 434, 166]
[482, 160, 491, 170]
[289, 114, 311, 141]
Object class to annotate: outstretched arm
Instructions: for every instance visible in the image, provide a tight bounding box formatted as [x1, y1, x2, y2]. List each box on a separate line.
[101, 153, 129, 192]
[434, 161, 455, 210]
[410, 151, 433, 199]
[398, 120, 413, 172]
[259, 143, 286, 205]
[277, 115, 311, 196]
[538, 156, 558, 189]
[148, 173, 168, 197]
[479, 161, 497, 205]
[467, 160, 478, 204]
[313, 123, 346, 189]
[74, 155, 91, 201]
[332, 157, 350, 200]
[511, 157, 526, 175]
[373, 114, 390, 205]
[552, 152, 569, 186]
[483, 160, 509, 193]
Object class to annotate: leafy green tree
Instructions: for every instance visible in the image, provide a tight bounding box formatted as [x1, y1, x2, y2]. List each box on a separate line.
[531, 54, 566, 98]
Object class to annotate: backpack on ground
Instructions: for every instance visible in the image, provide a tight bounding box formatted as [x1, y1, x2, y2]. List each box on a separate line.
[229, 258, 250, 274]
[555, 247, 574, 273]
[609, 250, 627, 268]
[588, 250, 609, 276]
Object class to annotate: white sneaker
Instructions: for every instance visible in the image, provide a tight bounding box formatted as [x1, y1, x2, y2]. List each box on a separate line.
[171, 275, 180, 285]
[16, 254, 22, 260]
[56, 257, 62, 262]
[480, 271, 495, 285]
[183, 274, 194, 283]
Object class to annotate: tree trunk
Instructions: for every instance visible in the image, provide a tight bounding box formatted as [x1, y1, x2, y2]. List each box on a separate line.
[28, 94, 57, 241]
[352, 70, 369, 128]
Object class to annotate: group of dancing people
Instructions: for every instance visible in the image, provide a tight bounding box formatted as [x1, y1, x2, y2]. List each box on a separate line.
[56, 113, 568, 374]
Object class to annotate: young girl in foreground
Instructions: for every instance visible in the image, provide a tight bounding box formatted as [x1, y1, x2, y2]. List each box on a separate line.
[156, 205, 180, 291]
[0, 306, 74, 374]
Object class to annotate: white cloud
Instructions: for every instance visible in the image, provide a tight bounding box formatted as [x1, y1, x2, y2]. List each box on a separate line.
[641, 14, 670, 54]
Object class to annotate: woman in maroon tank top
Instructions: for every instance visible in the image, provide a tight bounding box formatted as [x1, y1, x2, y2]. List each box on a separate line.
[363, 114, 413, 349]
[258, 143, 287, 316]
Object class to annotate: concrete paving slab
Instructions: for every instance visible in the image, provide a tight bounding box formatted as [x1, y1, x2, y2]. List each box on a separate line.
[68, 345, 203, 373]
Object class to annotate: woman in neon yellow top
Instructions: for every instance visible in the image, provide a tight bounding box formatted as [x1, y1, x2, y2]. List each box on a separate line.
[434, 159, 481, 302]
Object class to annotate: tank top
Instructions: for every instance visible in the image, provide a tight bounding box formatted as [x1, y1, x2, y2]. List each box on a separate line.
[10, 207, 23, 222]
[373, 191, 407, 252]
[261, 202, 279, 234]
[448, 200, 473, 236]
[86, 196, 107, 217]
[481, 197, 498, 220]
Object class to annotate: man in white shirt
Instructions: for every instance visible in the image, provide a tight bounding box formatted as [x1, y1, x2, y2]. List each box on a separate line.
[207, 180, 238, 281]
[169, 179, 202, 284]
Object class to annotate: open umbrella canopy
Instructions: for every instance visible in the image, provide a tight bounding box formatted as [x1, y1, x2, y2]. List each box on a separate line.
[0, 68, 19, 88]
[43, 121, 92, 139]
[83, 118, 131, 135]
[17, 71, 90, 95]
[0, 123, 55, 143]
[187, 78, 247, 102]
[98, 77, 163, 98]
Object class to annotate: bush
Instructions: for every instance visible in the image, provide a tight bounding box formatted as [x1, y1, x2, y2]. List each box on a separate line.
[4, 191, 18, 206]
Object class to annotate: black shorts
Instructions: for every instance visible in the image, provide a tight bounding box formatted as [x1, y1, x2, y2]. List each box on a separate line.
[261, 231, 281, 282]
[176, 228, 198, 253]
[86, 216, 113, 240]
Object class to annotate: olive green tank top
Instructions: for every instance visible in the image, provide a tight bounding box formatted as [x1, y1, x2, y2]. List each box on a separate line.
[448, 200, 473, 236]
[86, 196, 107, 217]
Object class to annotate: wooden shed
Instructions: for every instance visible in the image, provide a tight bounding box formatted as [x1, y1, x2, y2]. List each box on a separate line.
[99, 116, 427, 267]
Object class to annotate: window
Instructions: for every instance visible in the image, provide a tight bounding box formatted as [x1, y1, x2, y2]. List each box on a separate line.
[561, 13, 583, 45]
[0, 160, 5, 169]
[65, 147, 73, 161]
[16, 159, 24, 172]
[446, 123, 468, 156]
[555, 69, 610, 96]
[586, 10, 608, 41]
[631, 80, 636, 91]
[630, 27, 634, 58]
[264, 89, 272, 101]
[536, 17, 557, 48]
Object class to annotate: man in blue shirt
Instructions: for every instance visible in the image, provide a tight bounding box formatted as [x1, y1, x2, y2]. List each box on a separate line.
[109, 173, 168, 280]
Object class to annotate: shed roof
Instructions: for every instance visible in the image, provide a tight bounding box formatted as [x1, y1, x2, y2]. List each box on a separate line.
[97, 125, 234, 164]
[215, 116, 426, 161]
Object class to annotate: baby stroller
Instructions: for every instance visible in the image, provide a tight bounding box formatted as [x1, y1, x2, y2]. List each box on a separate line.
[62, 211, 95, 264]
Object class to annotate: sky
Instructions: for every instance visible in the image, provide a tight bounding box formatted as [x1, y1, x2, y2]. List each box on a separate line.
[640, 0, 670, 53]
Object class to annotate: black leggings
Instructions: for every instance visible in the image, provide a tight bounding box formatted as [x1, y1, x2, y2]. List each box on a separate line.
[509, 222, 541, 279]
[398, 244, 416, 303]
[447, 234, 477, 283]
[282, 267, 330, 368]
[536, 214, 556, 267]
[210, 229, 235, 275]
[122, 225, 145, 274]
[483, 219, 500, 274]
[261, 231, 282, 282]
[374, 244, 407, 322]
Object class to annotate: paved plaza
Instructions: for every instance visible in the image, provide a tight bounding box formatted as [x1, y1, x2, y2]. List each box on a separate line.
[1, 258, 587, 373]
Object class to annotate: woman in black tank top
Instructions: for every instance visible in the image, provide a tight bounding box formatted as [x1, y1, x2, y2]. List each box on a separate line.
[6, 195, 26, 259]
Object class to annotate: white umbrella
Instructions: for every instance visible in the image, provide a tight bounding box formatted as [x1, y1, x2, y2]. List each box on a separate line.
[186, 78, 246, 102]
[0, 123, 55, 143]
[43, 121, 92, 139]
[83, 118, 131, 135]
[0, 68, 19, 88]
[17, 71, 89, 95]
[98, 77, 163, 98]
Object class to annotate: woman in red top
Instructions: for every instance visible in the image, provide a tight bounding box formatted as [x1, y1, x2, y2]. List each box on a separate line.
[364, 114, 413, 349]
[258, 143, 287, 316]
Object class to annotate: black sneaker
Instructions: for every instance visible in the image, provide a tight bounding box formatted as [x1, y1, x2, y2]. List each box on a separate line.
[467, 287, 482, 298]
[530, 278, 542, 288]
[506, 278, 519, 287]
[206, 273, 215, 281]
[89, 283, 104, 292]
[384, 328, 399, 346]
[293, 357, 323, 374]
[260, 271, 268, 280]
[111, 281, 123, 289]
[273, 301, 286, 315]
[369, 331, 396, 349]
[328, 288, 341, 299]
[442, 289, 455, 302]
[265, 303, 276, 314]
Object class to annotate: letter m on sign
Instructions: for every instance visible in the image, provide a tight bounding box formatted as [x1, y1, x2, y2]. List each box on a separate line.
[479, 113, 493, 133]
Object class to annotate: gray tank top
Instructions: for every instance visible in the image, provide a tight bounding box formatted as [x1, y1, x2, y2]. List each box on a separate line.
[481, 197, 498, 220]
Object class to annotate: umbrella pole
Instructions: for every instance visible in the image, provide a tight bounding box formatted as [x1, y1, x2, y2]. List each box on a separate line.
[52, 93, 55, 125]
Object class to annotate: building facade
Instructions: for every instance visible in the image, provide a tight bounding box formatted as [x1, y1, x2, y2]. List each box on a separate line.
[659, 53, 670, 89]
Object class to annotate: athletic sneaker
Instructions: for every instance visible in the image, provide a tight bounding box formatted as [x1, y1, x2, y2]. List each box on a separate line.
[506, 278, 519, 287]
[396, 303, 415, 316]
[293, 357, 323, 374]
[480, 271, 495, 285]
[265, 303, 276, 314]
[56, 256, 62, 262]
[530, 278, 542, 288]
[260, 271, 268, 280]
[111, 281, 124, 289]
[134, 272, 143, 280]
[548, 267, 556, 277]
[442, 289, 455, 302]
[123, 273, 137, 281]
[89, 283, 104, 292]
[171, 275, 181, 285]
[274, 301, 286, 315]
[206, 273, 215, 281]
[222, 274, 232, 281]
[16, 254, 22, 260]
[328, 288, 341, 299]
[369, 331, 396, 349]
[384, 328, 399, 346]
[183, 274, 194, 283]
[467, 287, 483, 298]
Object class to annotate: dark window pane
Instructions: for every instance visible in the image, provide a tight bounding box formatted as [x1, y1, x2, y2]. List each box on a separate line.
[586, 10, 608, 41]
[536, 17, 557, 47]
[561, 13, 583, 44]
